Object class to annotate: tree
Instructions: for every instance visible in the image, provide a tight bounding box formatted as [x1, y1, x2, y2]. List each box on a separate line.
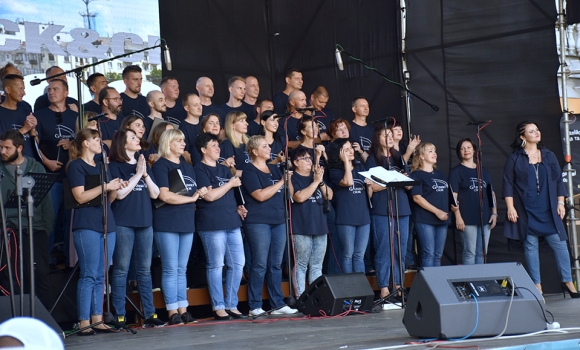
[105, 72, 122, 82]
[147, 68, 162, 86]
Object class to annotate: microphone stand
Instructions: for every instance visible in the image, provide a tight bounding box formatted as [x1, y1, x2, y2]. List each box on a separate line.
[0, 173, 16, 317]
[336, 44, 439, 112]
[29, 39, 170, 124]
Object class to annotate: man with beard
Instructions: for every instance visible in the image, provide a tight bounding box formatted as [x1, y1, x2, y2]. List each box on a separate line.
[98, 87, 124, 148]
[144, 90, 170, 140]
[0, 130, 53, 308]
[0, 74, 36, 158]
[120, 65, 149, 119]
[284, 89, 308, 149]
[161, 76, 186, 125]
[33, 66, 79, 112]
[83, 73, 108, 114]
[196, 76, 223, 120]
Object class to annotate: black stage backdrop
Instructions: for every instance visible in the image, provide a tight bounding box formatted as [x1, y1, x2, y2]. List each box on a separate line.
[159, 0, 405, 125]
[406, 0, 564, 291]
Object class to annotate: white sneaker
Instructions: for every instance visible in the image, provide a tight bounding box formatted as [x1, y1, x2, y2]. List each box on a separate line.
[271, 305, 298, 315]
[249, 308, 266, 316]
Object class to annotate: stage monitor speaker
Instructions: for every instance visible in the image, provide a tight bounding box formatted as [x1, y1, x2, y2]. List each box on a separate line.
[296, 273, 374, 316]
[0, 295, 63, 338]
[403, 262, 546, 339]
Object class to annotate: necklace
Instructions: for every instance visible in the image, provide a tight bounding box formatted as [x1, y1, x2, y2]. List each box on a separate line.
[533, 163, 540, 194]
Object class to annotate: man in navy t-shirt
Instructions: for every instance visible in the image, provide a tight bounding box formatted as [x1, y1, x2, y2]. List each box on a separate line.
[247, 99, 274, 137]
[98, 87, 123, 148]
[283, 90, 308, 149]
[161, 76, 186, 125]
[273, 68, 303, 115]
[181, 93, 203, 165]
[196, 76, 223, 120]
[33, 66, 79, 112]
[144, 90, 169, 140]
[221, 76, 253, 123]
[349, 97, 373, 163]
[309, 86, 336, 143]
[243, 76, 260, 121]
[0, 74, 36, 158]
[120, 65, 149, 119]
[83, 72, 108, 114]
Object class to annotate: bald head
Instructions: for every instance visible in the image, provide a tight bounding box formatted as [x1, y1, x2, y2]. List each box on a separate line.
[288, 90, 307, 111]
[196, 76, 214, 99]
[147, 90, 166, 114]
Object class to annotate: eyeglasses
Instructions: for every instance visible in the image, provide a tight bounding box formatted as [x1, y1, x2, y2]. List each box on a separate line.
[297, 157, 312, 162]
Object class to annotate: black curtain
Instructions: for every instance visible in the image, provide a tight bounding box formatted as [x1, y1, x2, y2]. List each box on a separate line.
[159, 0, 404, 124]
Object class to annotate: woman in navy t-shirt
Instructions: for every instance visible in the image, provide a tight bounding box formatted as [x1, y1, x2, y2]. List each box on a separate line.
[449, 138, 497, 265]
[120, 114, 158, 165]
[194, 132, 246, 320]
[409, 143, 457, 267]
[367, 127, 411, 300]
[295, 116, 327, 168]
[259, 110, 286, 165]
[108, 129, 166, 327]
[220, 111, 250, 176]
[288, 147, 333, 296]
[67, 128, 125, 335]
[326, 138, 371, 274]
[242, 135, 298, 316]
[151, 129, 209, 325]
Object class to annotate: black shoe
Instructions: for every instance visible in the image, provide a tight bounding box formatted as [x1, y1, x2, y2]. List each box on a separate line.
[114, 315, 127, 329]
[168, 313, 183, 325]
[144, 313, 166, 327]
[561, 283, 580, 298]
[214, 311, 231, 321]
[77, 329, 96, 336]
[225, 309, 247, 319]
[180, 312, 197, 324]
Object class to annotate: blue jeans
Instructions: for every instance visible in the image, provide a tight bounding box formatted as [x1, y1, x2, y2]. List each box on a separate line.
[524, 233, 573, 285]
[74, 229, 116, 320]
[405, 219, 416, 266]
[415, 223, 448, 267]
[154, 231, 194, 311]
[326, 206, 343, 274]
[245, 223, 286, 310]
[293, 234, 327, 296]
[49, 182, 71, 264]
[198, 228, 245, 311]
[111, 226, 155, 318]
[461, 225, 490, 265]
[372, 215, 409, 288]
[336, 224, 370, 273]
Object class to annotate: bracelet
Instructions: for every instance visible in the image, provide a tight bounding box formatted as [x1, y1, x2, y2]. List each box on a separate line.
[491, 213, 498, 217]
[319, 182, 325, 188]
[142, 174, 148, 179]
[558, 201, 565, 206]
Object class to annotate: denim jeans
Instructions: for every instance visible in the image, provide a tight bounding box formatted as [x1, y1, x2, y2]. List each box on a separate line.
[336, 224, 370, 273]
[198, 228, 245, 311]
[111, 226, 155, 318]
[371, 215, 409, 288]
[325, 206, 343, 274]
[461, 225, 490, 265]
[74, 229, 116, 320]
[154, 231, 194, 311]
[415, 223, 448, 267]
[49, 182, 71, 264]
[245, 223, 286, 310]
[524, 233, 573, 284]
[293, 234, 327, 296]
[405, 219, 416, 266]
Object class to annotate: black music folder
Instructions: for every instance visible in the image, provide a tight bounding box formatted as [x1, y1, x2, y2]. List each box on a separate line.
[153, 168, 188, 208]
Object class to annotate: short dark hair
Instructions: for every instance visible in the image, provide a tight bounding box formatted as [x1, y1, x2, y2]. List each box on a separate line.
[0, 129, 25, 149]
[2, 74, 24, 92]
[351, 96, 367, 108]
[195, 132, 219, 155]
[87, 73, 105, 88]
[99, 86, 117, 106]
[182, 93, 198, 106]
[285, 68, 301, 79]
[455, 138, 477, 161]
[122, 65, 142, 79]
[290, 146, 310, 166]
[160, 76, 177, 88]
[109, 129, 135, 163]
[0, 62, 17, 79]
[49, 79, 68, 91]
[45, 66, 62, 76]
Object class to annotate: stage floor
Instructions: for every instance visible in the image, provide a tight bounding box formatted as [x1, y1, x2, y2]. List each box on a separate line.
[64, 294, 580, 350]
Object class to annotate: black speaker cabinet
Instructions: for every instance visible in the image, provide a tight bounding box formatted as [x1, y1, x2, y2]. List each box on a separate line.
[403, 262, 546, 339]
[0, 295, 63, 337]
[296, 273, 374, 316]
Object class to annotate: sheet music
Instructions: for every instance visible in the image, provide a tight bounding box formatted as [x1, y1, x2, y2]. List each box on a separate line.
[359, 166, 413, 187]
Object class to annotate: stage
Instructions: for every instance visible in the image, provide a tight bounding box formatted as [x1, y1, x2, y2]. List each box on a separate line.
[63, 293, 580, 350]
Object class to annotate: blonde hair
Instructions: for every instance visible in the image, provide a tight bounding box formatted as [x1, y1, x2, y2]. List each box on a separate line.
[76, 111, 98, 132]
[224, 111, 249, 148]
[411, 142, 436, 172]
[247, 135, 265, 160]
[157, 128, 185, 159]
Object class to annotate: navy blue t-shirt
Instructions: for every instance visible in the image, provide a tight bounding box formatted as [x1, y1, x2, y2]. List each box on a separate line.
[202, 103, 224, 122]
[349, 121, 374, 152]
[449, 164, 492, 225]
[140, 143, 156, 162]
[281, 116, 302, 142]
[241, 101, 256, 121]
[0, 105, 35, 158]
[409, 169, 451, 225]
[366, 156, 411, 217]
[120, 93, 150, 120]
[34, 94, 78, 113]
[329, 163, 370, 226]
[164, 100, 187, 125]
[99, 116, 122, 141]
[83, 100, 101, 114]
[314, 108, 336, 138]
[194, 162, 242, 231]
[219, 139, 250, 171]
[220, 103, 251, 124]
[35, 108, 78, 180]
[180, 119, 202, 163]
[241, 163, 285, 224]
[151, 157, 197, 233]
[247, 119, 262, 137]
[291, 172, 327, 236]
[268, 136, 286, 163]
[272, 91, 289, 115]
[109, 161, 155, 228]
[67, 159, 116, 233]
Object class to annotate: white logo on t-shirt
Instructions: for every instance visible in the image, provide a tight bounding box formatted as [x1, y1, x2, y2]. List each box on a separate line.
[349, 178, 366, 194]
[182, 175, 197, 192]
[469, 177, 487, 192]
[431, 179, 449, 192]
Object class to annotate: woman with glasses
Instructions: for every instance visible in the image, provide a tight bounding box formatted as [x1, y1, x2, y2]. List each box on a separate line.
[326, 138, 370, 273]
[503, 121, 579, 297]
[288, 147, 333, 296]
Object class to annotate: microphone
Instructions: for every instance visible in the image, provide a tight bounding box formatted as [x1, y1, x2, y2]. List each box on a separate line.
[30, 78, 41, 86]
[335, 48, 344, 71]
[466, 120, 491, 126]
[87, 113, 108, 122]
[163, 43, 172, 71]
[297, 107, 317, 113]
